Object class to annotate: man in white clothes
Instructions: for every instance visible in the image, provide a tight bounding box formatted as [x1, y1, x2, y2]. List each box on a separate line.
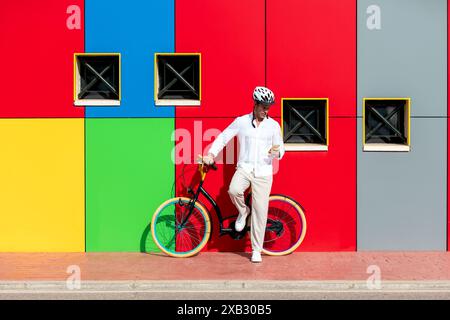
[202, 86, 285, 263]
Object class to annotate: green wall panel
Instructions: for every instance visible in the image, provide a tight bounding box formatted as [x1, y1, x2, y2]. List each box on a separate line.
[86, 118, 175, 252]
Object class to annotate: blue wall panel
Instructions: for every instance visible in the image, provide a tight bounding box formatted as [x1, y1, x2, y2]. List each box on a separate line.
[85, 0, 174, 118]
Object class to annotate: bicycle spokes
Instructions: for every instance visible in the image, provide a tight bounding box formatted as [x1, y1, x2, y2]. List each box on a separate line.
[152, 198, 210, 256]
[153, 210, 177, 252]
[266, 218, 284, 237]
[263, 197, 306, 254]
[175, 207, 206, 253]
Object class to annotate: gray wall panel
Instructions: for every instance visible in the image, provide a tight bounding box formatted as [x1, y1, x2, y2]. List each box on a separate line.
[357, 0, 447, 117]
[357, 118, 447, 250]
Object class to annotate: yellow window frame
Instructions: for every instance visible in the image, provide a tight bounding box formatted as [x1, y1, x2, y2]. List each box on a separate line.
[281, 98, 329, 152]
[73, 53, 121, 106]
[362, 97, 411, 152]
[154, 53, 202, 106]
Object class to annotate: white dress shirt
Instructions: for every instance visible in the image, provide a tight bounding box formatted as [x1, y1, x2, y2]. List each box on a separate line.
[208, 112, 285, 177]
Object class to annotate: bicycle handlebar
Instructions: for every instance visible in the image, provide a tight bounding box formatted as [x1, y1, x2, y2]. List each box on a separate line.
[209, 162, 218, 171]
[196, 155, 218, 171]
[200, 161, 218, 171]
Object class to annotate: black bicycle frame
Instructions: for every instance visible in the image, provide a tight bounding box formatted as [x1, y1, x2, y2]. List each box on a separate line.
[180, 178, 235, 233]
[179, 171, 297, 238]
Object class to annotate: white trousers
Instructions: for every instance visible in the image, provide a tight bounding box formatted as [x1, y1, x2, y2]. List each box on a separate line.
[228, 168, 273, 252]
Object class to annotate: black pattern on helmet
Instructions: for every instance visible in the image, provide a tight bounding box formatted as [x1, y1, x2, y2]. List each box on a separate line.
[253, 86, 275, 105]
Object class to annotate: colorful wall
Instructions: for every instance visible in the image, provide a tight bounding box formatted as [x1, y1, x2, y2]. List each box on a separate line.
[0, 0, 447, 252]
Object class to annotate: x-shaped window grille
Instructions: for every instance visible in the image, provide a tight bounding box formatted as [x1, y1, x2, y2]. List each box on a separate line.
[365, 103, 407, 144]
[78, 56, 119, 100]
[283, 101, 327, 144]
[157, 55, 200, 100]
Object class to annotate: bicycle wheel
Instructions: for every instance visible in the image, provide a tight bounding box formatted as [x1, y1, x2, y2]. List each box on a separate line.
[262, 195, 307, 256]
[151, 197, 211, 258]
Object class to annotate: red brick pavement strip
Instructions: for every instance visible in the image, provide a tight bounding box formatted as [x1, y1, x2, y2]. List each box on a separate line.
[0, 252, 449, 281]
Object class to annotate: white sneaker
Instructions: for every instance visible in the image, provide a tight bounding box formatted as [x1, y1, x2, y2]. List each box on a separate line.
[235, 208, 249, 232]
[251, 251, 262, 263]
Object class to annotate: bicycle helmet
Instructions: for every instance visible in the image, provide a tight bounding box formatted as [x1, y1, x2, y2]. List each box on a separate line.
[253, 86, 275, 106]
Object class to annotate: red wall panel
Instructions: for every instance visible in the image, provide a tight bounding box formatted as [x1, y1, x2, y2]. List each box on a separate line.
[267, 0, 356, 118]
[175, 0, 265, 118]
[177, 0, 357, 252]
[175, 117, 251, 252]
[267, 0, 357, 250]
[0, 1, 84, 117]
[175, 117, 356, 252]
[272, 118, 356, 251]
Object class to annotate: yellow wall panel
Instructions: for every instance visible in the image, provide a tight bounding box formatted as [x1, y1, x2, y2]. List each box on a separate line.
[0, 119, 84, 252]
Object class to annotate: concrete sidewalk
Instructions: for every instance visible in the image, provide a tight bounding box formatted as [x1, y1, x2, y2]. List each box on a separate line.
[0, 252, 449, 299]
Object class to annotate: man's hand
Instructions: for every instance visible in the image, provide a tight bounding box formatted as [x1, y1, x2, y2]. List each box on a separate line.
[268, 145, 280, 158]
[201, 153, 215, 165]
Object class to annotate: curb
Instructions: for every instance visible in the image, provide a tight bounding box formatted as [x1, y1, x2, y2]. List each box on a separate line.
[2, 280, 450, 292]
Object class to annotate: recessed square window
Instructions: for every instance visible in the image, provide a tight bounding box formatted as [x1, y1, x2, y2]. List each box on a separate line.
[74, 53, 121, 106]
[363, 98, 411, 152]
[154, 53, 201, 106]
[282, 98, 329, 151]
